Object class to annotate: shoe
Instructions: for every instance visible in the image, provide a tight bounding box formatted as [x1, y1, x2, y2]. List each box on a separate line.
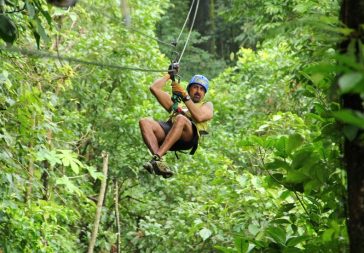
[150, 155, 174, 178]
[143, 161, 154, 174]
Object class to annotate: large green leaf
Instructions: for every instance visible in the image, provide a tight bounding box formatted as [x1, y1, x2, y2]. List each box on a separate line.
[333, 109, 364, 129]
[286, 235, 310, 247]
[57, 150, 83, 174]
[265, 226, 287, 246]
[291, 149, 314, 170]
[285, 170, 307, 184]
[338, 72, 363, 93]
[286, 134, 304, 154]
[234, 237, 249, 253]
[265, 159, 290, 170]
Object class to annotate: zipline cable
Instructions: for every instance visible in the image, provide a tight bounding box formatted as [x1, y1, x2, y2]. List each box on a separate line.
[177, 0, 199, 64]
[0, 2, 200, 73]
[121, 0, 197, 50]
[0, 46, 167, 72]
[175, 0, 196, 45]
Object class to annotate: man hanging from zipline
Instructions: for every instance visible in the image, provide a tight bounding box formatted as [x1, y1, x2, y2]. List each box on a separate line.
[139, 64, 213, 178]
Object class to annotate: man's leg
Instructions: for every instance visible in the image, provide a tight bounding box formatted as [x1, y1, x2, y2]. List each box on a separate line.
[156, 115, 194, 158]
[139, 118, 166, 155]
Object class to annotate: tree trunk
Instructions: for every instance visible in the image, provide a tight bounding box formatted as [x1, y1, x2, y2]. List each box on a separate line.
[114, 180, 121, 253]
[340, 1, 364, 252]
[25, 115, 36, 203]
[120, 0, 131, 27]
[41, 161, 50, 200]
[25, 159, 34, 203]
[87, 152, 109, 253]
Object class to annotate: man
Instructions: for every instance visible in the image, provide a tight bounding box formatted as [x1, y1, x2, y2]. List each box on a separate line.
[139, 70, 213, 178]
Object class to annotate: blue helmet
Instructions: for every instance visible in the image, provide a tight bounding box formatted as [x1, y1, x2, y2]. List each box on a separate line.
[187, 75, 209, 93]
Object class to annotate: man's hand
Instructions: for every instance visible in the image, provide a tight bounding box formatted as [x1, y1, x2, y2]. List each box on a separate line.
[168, 62, 179, 81]
[172, 82, 187, 99]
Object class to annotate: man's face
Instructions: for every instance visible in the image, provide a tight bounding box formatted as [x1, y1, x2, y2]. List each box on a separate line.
[188, 84, 206, 103]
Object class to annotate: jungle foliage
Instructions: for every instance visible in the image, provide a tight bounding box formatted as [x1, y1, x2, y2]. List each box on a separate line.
[0, 0, 359, 252]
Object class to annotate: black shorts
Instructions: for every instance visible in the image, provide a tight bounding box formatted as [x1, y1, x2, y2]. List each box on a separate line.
[158, 120, 199, 154]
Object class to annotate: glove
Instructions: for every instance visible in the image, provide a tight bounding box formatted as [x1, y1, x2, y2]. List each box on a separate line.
[172, 82, 187, 99]
[168, 62, 179, 81]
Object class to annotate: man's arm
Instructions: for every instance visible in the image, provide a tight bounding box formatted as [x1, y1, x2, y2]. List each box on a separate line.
[150, 75, 173, 112]
[184, 100, 214, 123]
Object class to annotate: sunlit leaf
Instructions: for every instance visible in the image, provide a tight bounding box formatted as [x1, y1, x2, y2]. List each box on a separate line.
[199, 228, 212, 241]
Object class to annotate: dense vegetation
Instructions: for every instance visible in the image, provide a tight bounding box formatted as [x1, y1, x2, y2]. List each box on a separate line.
[1, 0, 362, 252]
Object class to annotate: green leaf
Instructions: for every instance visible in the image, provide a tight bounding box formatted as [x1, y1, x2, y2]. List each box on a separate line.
[282, 247, 303, 253]
[332, 109, 364, 128]
[25, 1, 36, 18]
[274, 136, 288, 158]
[303, 179, 321, 194]
[199, 228, 212, 241]
[36, 148, 61, 167]
[214, 246, 235, 253]
[286, 235, 310, 247]
[335, 54, 363, 71]
[57, 150, 83, 174]
[249, 135, 265, 146]
[285, 170, 307, 183]
[343, 125, 359, 141]
[36, 18, 49, 43]
[322, 228, 335, 242]
[272, 218, 291, 224]
[248, 224, 260, 236]
[234, 237, 249, 253]
[265, 226, 287, 246]
[338, 72, 363, 93]
[291, 148, 315, 170]
[56, 176, 81, 195]
[86, 165, 104, 180]
[266, 159, 290, 170]
[34, 0, 52, 25]
[286, 134, 304, 154]
[281, 203, 295, 212]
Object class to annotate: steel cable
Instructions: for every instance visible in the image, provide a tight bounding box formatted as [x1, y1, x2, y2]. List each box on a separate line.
[177, 0, 200, 64]
[0, 1, 200, 72]
[175, 0, 196, 45]
[0, 46, 167, 72]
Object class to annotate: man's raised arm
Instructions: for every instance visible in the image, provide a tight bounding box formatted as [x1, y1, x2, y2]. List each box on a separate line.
[150, 74, 173, 112]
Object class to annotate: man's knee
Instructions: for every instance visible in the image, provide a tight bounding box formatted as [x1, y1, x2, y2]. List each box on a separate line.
[139, 118, 153, 133]
[174, 114, 189, 125]
[140, 118, 162, 133]
[139, 118, 152, 128]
